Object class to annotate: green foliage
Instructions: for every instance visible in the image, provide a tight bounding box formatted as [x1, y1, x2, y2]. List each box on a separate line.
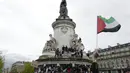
[22, 62, 34, 73]
[0, 55, 4, 73]
[10, 68, 17, 73]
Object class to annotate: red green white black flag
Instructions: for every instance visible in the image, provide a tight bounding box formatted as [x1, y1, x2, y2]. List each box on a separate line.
[97, 16, 121, 34]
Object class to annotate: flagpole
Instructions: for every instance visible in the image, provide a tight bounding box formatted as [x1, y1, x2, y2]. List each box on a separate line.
[96, 33, 98, 49]
[96, 16, 98, 49]
[93, 16, 99, 62]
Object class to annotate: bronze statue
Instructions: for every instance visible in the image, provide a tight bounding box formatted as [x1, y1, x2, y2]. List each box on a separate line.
[59, 0, 68, 18]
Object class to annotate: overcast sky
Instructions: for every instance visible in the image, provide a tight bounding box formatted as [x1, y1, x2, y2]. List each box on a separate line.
[0, 0, 130, 66]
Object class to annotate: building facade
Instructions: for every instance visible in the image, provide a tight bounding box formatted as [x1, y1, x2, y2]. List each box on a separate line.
[97, 43, 130, 73]
[10, 61, 24, 73]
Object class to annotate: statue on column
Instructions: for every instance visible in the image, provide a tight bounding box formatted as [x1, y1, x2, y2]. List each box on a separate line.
[70, 34, 78, 49]
[42, 34, 57, 53]
[42, 41, 52, 53]
[49, 34, 57, 48]
[76, 38, 85, 51]
[70, 34, 85, 51]
[59, 0, 68, 18]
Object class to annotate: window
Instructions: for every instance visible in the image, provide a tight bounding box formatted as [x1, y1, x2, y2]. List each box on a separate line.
[98, 63, 101, 68]
[116, 49, 120, 53]
[126, 52, 130, 55]
[126, 59, 129, 67]
[111, 61, 114, 68]
[121, 53, 124, 56]
[102, 62, 105, 68]
[116, 59, 119, 67]
[107, 62, 110, 68]
[104, 52, 107, 55]
[121, 59, 124, 67]
[100, 63, 102, 68]
[120, 48, 124, 52]
[104, 62, 106, 68]
[125, 47, 129, 51]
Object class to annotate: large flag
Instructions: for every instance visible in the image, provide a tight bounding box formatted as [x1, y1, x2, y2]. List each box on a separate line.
[97, 16, 121, 34]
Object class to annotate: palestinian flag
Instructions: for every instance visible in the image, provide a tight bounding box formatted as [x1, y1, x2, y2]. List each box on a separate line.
[97, 16, 121, 34]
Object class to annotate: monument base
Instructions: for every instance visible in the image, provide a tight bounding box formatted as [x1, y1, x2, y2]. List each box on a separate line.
[35, 57, 92, 66]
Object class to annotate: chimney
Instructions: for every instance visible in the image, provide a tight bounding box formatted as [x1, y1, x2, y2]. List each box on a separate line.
[108, 45, 111, 48]
[117, 43, 120, 46]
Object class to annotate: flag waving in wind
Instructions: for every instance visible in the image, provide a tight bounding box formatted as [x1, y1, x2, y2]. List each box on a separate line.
[97, 16, 121, 34]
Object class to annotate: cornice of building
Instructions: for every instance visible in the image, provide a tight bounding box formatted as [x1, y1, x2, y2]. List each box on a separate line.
[98, 42, 130, 53]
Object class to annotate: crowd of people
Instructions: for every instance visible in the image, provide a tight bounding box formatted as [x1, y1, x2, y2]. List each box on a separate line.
[55, 46, 83, 58]
[34, 64, 90, 73]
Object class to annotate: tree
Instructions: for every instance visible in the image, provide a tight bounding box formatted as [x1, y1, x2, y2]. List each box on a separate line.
[10, 68, 17, 73]
[22, 62, 34, 73]
[0, 51, 4, 73]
